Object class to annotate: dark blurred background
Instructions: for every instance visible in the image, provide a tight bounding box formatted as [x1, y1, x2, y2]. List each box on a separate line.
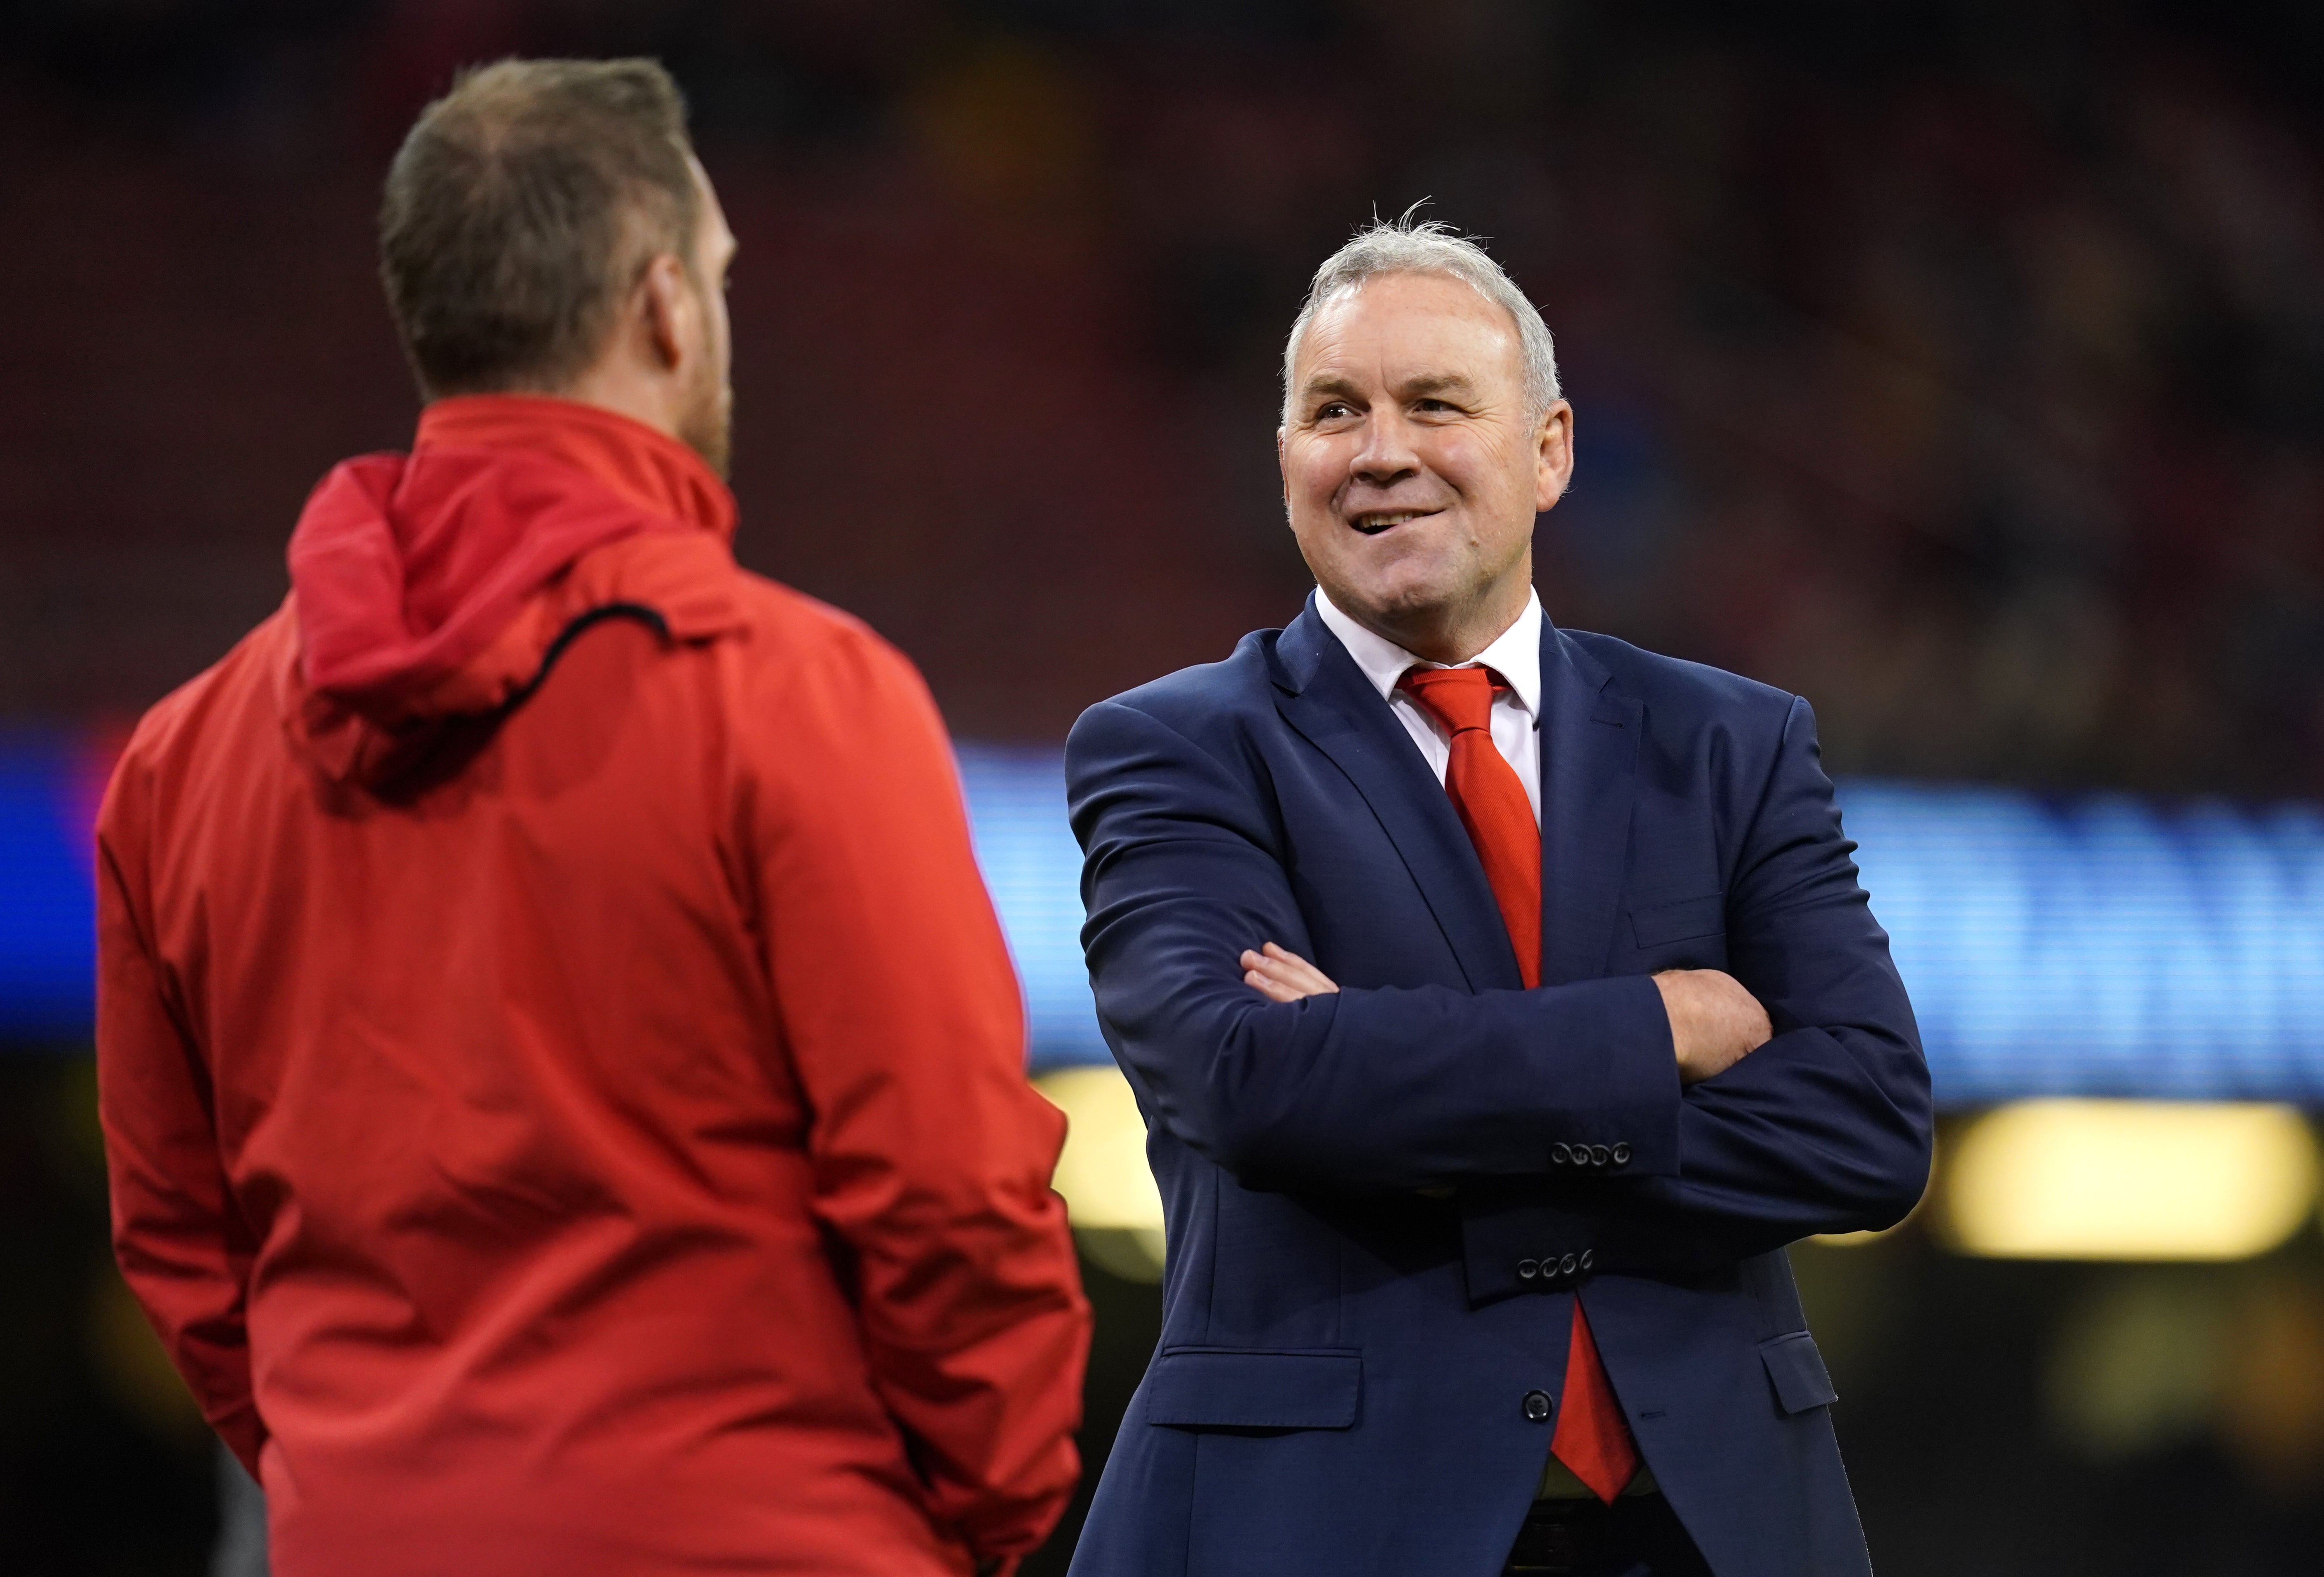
[6, 1, 2324, 1572]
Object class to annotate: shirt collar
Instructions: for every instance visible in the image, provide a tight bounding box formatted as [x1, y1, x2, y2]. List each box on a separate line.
[1313, 585, 1543, 719]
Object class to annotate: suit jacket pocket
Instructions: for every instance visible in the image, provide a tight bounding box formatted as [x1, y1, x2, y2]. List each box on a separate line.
[1759, 1331, 1838, 1415]
[1144, 1347, 1362, 1430]
[1630, 893, 1726, 948]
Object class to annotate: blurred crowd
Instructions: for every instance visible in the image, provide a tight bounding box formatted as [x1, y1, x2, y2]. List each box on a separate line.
[4, 1, 2321, 800]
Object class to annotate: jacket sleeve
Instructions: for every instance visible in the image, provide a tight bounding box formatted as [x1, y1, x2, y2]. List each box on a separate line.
[1598, 695, 1933, 1264]
[94, 758, 268, 1475]
[1068, 697, 1682, 1195]
[745, 631, 1089, 1568]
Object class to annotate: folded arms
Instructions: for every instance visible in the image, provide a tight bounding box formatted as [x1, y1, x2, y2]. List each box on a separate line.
[1068, 692, 1932, 1268]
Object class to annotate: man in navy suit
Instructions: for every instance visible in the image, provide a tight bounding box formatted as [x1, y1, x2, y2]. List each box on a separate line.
[1063, 216, 1932, 1576]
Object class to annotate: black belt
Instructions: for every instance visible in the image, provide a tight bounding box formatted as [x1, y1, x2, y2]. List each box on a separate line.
[1504, 1494, 1673, 1576]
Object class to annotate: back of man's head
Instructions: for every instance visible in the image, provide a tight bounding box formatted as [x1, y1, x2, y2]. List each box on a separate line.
[380, 58, 700, 401]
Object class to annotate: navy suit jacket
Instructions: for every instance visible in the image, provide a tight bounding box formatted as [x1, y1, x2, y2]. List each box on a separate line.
[1061, 598, 1932, 1577]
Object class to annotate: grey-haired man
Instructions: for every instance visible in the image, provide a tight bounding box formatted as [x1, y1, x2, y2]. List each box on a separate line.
[1063, 216, 1929, 1577]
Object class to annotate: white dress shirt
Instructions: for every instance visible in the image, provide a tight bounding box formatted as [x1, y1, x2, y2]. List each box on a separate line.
[1313, 587, 1544, 826]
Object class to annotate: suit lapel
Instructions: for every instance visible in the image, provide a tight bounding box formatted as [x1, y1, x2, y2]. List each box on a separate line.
[1537, 623, 1640, 987]
[1271, 601, 1521, 993]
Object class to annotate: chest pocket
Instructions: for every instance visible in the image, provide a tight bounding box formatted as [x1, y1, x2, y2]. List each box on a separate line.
[1628, 893, 1725, 949]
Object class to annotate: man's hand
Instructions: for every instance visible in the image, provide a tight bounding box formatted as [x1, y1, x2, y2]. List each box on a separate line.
[1654, 969, 1771, 1084]
[1242, 942, 1339, 1002]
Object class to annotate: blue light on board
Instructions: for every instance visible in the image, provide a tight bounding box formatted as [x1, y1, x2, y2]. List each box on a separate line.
[955, 746, 1101, 1069]
[14, 735, 2324, 1106]
[1841, 783, 2324, 1105]
[0, 731, 102, 1039]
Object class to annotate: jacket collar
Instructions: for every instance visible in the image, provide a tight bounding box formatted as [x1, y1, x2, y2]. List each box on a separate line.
[416, 394, 737, 544]
[1534, 616, 1642, 988]
[1271, 593, 1639, 990]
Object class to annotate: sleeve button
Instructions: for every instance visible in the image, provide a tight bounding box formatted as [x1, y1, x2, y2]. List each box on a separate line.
[1589, 1144, 1611, 1167]
[1579, 1249, 1594, 1271]
[1612, 1143, 1631, 1165]
[1517, 1258, 1540, 1280]
[1523, 1390, 1554, 1422]
[1559, 1253, 1578, 1276]
[1550, 1143, 1572, 1165]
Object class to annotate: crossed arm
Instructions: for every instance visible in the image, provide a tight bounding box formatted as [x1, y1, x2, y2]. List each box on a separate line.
[1069, 692, 1933, 1258]
[1244, 942, 1775, 1087]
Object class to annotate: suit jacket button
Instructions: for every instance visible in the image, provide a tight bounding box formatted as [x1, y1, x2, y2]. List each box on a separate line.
[1518, 1258, 1540, 1280]
[1588, 1144, 1611, 1167]
[1550, 1143, 1572, 1165]
[1612, 1143, 1632, 1166]
[1523, 1390, 1553, 1422]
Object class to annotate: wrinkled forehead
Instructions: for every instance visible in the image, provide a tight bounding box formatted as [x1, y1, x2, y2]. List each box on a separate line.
[1293, 272, 1524, 394]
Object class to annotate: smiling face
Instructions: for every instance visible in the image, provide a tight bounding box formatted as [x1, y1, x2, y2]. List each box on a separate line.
[1279, 270, 1572, 664]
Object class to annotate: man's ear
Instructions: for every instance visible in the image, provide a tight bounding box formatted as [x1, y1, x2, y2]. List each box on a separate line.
[1533, 399, 1574, 511]
[638, 253, 693, 371]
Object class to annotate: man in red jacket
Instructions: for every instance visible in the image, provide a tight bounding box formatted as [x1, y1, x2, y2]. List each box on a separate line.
[96, 58, 1089, 1577]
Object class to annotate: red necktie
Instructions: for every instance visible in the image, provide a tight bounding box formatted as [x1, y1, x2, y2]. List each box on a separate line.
[1399, 666, 1640, 1505]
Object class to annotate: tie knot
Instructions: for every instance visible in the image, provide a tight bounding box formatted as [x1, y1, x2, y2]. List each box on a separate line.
[1399, 665, 1502, 735]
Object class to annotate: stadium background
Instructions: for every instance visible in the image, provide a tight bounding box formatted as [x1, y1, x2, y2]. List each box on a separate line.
[5, 2, 2324, 1571]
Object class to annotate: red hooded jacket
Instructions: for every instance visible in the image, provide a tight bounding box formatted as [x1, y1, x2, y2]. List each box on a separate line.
[95, 396, 1090, 1576]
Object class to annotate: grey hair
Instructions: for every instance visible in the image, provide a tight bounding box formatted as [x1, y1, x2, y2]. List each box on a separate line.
[1281, 212, 1560, 424]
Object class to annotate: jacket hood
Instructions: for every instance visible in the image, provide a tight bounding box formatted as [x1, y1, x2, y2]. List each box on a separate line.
[281, 396, 740, 785]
